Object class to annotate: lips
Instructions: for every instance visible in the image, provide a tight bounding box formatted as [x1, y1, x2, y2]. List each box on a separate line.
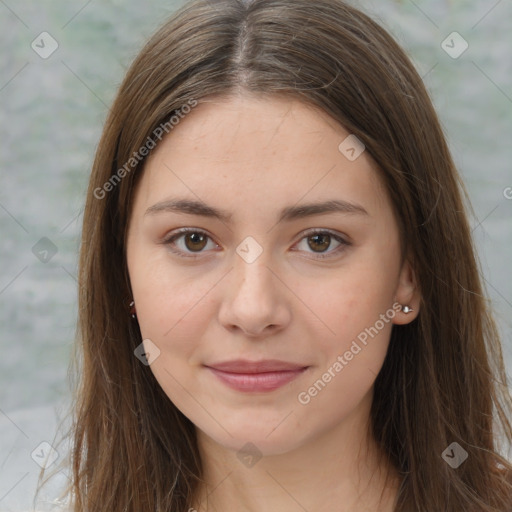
[204, 359, 309, 392]
[206, 359, 307, 373]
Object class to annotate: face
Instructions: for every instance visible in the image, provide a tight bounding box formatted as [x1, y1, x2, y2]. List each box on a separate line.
[126, 94, 419, 456]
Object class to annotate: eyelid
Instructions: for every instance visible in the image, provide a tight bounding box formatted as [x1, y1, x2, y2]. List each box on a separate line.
[299, 227, 350, 242]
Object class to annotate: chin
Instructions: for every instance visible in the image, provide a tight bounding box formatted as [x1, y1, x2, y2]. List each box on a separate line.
[220, 432, 304, 458]
[196, 416, 307, 457]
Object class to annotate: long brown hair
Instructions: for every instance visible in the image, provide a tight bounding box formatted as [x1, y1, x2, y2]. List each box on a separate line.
[64, 0, 512, 510]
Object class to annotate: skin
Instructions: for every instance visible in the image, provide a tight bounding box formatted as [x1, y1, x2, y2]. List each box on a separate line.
[126, 93, 421, 512]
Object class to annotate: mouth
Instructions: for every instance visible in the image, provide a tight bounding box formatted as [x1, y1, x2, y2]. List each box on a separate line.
[204, 359, 310, 392]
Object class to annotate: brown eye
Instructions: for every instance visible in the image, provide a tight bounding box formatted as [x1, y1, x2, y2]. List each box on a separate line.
[184, 232, 208, 252]
[307, 233, 332, 252]
[163, 229, 218, 258]
[294, 229, 350, 259]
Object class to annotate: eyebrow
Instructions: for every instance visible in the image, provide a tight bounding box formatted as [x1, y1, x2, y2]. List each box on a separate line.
[144, 198, 369, 223]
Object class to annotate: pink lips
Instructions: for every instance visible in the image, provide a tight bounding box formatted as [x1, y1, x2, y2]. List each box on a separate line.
[205, 359, 309, 392]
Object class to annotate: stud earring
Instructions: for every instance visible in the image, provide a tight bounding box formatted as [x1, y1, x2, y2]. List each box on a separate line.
[129, 300, 136, 319]
[401, 305, 413, 314]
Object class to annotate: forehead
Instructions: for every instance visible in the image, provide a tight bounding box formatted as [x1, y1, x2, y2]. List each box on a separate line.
[134, 94, 389, 220]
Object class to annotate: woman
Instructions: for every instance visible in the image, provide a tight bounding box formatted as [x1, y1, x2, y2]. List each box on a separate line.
[63, 0, 512, 510]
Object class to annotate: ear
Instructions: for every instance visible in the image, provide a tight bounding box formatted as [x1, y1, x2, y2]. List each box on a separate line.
[392, 257, 421, 325]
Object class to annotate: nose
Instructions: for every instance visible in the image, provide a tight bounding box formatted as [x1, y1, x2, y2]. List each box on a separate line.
[218, 254, 292, 338]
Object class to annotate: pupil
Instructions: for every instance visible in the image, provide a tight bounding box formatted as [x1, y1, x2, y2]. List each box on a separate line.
[185, 233, 207, 251]
[308, 234, 330, 252]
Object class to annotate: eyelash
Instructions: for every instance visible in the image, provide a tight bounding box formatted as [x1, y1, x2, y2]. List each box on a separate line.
[161, 227, 351, 260]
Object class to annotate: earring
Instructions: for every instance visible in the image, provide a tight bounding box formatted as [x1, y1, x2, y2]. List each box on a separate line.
[401, 305, 413, 314]
[129, 300, 137, 319]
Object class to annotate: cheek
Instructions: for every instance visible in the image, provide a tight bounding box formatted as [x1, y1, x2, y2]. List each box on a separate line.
[308, 259, 397, 348]
[128, 252, 218, 358]
[135, 283, 214, 354]
[295, 286, 395, 424]
[294, 247, 398, 401]
[305, 288, 394, 389]
[131, 277, 215, 420]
